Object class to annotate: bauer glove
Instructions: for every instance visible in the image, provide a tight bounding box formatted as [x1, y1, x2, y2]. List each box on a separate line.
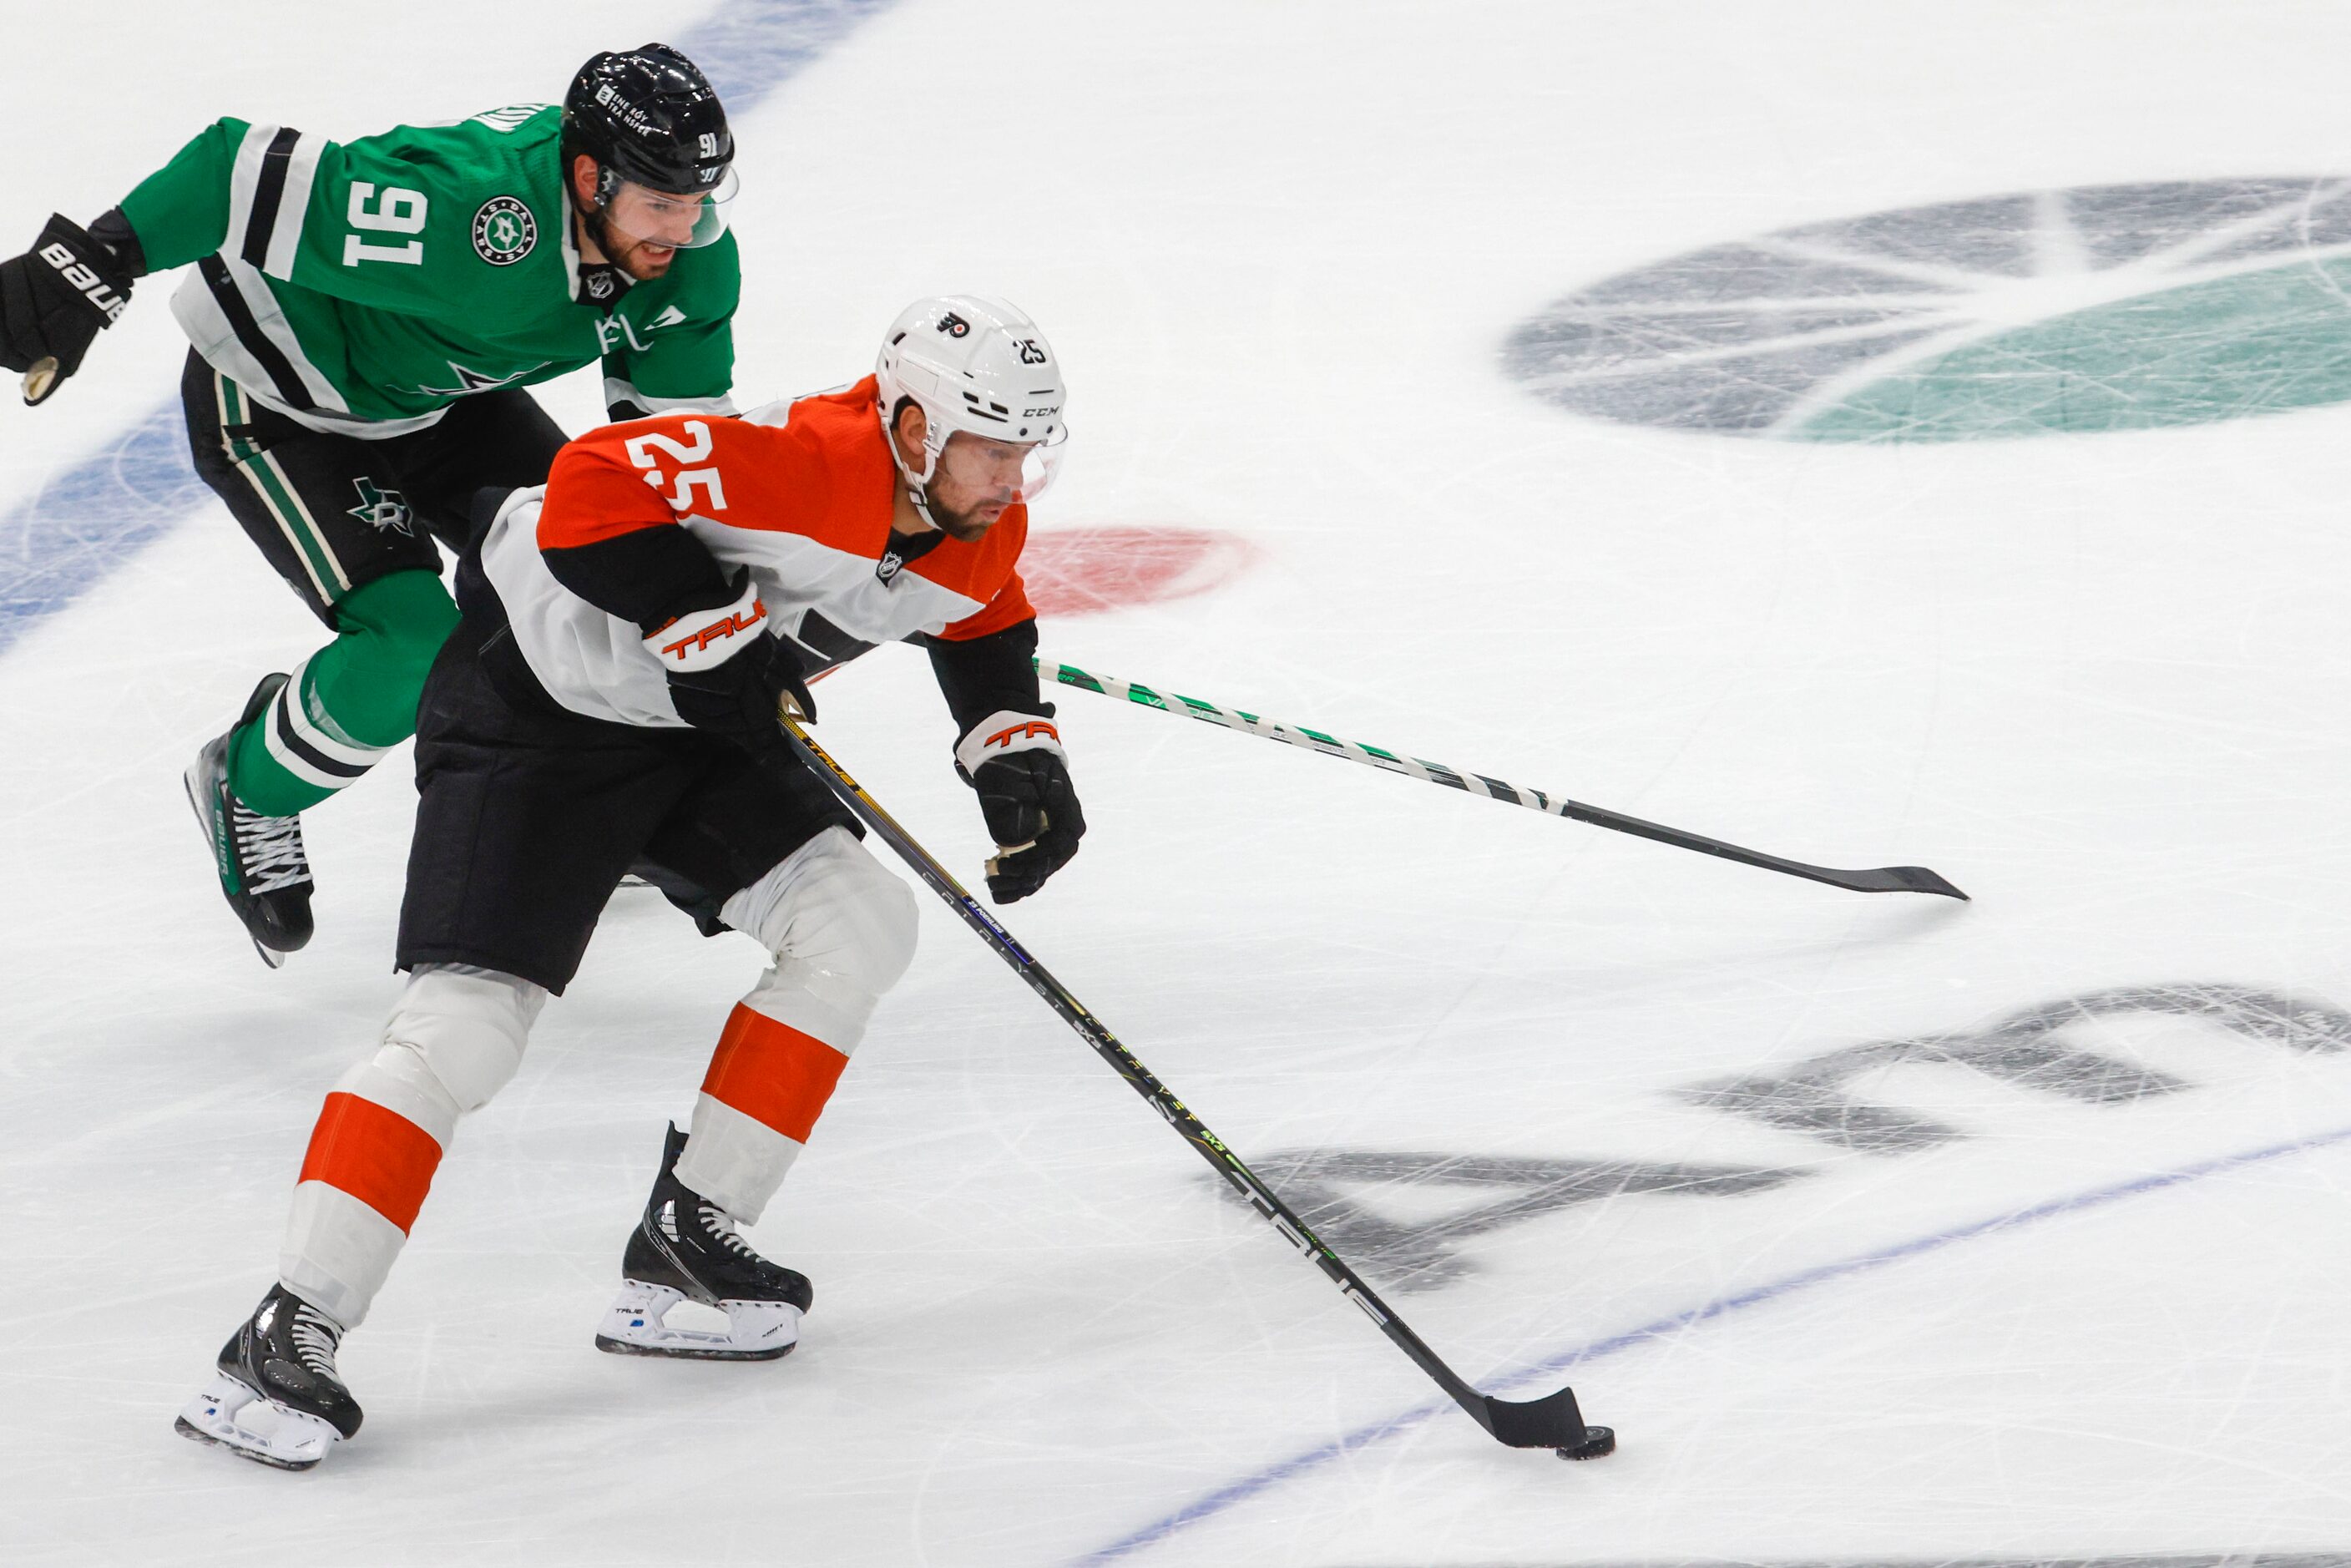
[956, 710, 1084, 903]
[0, 215, 134, 405]
[642, 569, 815, 746]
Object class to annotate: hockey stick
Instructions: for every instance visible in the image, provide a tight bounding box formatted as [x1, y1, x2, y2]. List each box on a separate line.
[771, 709, 1615, 1460]
[1036, 659, 1966, 901]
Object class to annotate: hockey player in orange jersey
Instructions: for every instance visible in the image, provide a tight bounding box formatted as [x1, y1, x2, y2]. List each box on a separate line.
[175, 297, 1083, 1470]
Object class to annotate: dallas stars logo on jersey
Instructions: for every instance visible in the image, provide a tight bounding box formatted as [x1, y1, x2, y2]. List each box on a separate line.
[471, 196, 536, 266]
[346, 478, 413, 535]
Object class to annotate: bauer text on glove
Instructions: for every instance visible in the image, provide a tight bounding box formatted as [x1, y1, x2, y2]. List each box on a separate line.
[0, 215, 135, 404]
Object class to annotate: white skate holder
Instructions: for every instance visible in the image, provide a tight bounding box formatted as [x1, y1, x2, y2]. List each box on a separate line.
[594, 1281, 801, 1361]
[174, 1372, 341, 1470]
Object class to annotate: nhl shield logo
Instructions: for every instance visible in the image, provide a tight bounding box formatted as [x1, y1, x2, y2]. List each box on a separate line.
[471, 196, 537, 266]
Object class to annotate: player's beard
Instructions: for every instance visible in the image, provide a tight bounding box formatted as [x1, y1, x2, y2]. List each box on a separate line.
[611, 238, 676, 280]
[927, 490, 1010, 542]
[580, 208, 677, 280]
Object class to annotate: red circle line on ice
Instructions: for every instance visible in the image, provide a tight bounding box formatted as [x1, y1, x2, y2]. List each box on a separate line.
[1019, 526, 1256, 618]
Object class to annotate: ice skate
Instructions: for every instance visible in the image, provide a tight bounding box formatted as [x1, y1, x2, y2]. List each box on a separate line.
[185, 673, 315, 968]
[595, 1122, 812, 1361]
[174, 1284, 361, 1471]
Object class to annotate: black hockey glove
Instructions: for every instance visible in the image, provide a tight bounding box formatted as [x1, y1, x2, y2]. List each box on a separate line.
[0, 215, 134, 404]
[955, 710, 1084, 903]
[642, 570, 814, 747]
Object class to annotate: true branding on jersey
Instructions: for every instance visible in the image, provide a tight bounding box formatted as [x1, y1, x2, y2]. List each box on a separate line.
[39, 243, 127, 321]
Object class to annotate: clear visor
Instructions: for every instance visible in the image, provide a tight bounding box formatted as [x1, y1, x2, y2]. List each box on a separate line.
[936, 426, 1068, 507]
[600, 166, 739, 250]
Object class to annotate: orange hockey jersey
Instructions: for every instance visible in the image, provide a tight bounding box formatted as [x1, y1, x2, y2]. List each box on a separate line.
[475, 376, 1036, 728]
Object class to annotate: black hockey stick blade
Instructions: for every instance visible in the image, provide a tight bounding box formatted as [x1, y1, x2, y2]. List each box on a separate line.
[1472, 1385, 1617, 1460]
[1561, 801, 1969, 900]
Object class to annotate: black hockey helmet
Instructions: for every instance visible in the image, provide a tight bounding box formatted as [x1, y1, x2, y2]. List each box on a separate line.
[562, 44, 734, 197]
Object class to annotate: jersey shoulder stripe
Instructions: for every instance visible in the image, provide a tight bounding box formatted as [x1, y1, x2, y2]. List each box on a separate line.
[220, 123, 324, 284]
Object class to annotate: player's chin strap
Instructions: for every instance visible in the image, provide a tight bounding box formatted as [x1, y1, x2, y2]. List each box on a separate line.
[880, 399, 953, 532]
[892, 443, 948, 531]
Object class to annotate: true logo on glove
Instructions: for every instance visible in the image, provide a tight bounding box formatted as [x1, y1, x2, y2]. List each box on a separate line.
[657, 599, 766, 661]
[38, 243, 126, 321]
[983, 719, 1059, 750]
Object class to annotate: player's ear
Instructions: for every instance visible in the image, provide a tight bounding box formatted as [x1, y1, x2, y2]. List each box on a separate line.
[891, 398, 928, 462]
[569, 154, 602, 206]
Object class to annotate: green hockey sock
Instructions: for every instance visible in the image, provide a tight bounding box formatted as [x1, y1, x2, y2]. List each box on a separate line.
[226, 569, 462, 817]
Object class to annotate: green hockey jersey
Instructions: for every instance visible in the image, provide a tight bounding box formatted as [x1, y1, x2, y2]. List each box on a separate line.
[119, 104, 736, 437]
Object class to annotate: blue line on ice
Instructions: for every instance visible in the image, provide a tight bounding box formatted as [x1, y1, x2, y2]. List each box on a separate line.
[0, 0, 897, 654]
[1070, 1118, 2351, 1565]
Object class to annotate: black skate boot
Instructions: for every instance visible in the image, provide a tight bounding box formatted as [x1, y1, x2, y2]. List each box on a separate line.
[595, 1122, 812, 1361]
[184, 673, 314, 968]
[175, 1284, 362, 1471]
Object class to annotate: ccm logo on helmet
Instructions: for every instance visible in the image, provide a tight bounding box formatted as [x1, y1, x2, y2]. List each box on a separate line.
[39, 244, 127, 321]
[983, 719, 1059, 750]
[657, 598, 766, 660]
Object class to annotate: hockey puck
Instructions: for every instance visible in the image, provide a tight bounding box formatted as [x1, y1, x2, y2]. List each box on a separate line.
[1555, 1424, 1615, 1461]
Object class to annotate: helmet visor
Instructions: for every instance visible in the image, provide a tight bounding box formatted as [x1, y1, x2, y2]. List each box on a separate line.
[937, 426, 1069, 508]
[601, 166, 738, 250]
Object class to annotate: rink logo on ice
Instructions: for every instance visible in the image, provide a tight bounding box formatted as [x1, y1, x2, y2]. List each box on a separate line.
[1247, 984, 2351, 1291]
[1505, 179, 2351, 441]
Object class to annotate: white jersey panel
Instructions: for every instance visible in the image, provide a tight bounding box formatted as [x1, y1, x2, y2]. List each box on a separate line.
[478, 488, 992, 728]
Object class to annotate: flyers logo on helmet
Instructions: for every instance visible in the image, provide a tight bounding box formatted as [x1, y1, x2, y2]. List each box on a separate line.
[938, 312, 970, 338]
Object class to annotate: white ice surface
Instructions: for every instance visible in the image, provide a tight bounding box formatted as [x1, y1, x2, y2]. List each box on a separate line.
[8, 1, 2351, 1563]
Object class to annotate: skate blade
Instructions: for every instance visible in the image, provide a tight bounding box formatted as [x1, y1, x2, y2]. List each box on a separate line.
[594, 1280, 801, 1361]
[175, 1372, 339, 1470]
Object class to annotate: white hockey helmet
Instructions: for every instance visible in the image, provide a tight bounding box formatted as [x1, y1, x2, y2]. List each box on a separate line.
[875, 296, 1068, 527]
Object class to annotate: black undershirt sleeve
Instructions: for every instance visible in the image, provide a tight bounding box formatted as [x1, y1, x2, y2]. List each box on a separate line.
[923, 617, 1048, 736]
[86, 207, 148, 278]
[542, 527, 736, 630]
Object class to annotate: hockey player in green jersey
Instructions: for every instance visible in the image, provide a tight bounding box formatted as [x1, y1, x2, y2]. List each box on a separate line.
[0, 44, 744, 966]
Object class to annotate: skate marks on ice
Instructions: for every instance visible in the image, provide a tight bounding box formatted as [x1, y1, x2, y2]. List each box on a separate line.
[1503, 178, 2351, 441]
[1231, 984, 2351, 1292]
[0, 0, 908, 658]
